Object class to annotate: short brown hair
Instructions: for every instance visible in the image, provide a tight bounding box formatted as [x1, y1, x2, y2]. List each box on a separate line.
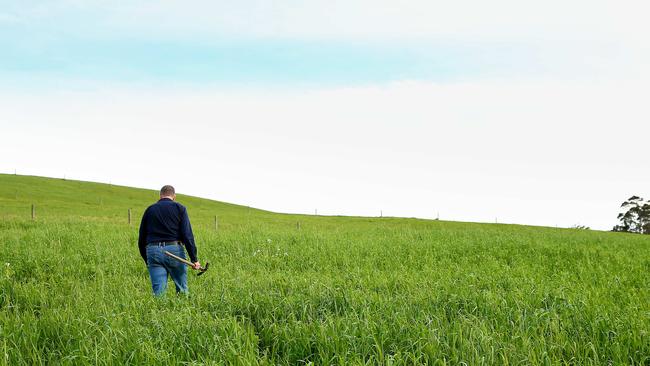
[160, 185, 175, 196]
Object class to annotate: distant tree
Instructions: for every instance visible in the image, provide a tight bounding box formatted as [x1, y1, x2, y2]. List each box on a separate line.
[613, 196, 650, 234]
[571, 224, 590, 230]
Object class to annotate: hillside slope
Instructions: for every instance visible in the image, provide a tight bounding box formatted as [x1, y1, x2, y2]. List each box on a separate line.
[0, 173, 275, 229]
[0, 173, 537, 232]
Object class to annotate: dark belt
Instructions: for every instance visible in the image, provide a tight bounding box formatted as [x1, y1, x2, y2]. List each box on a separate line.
[147, 241, 182, 247]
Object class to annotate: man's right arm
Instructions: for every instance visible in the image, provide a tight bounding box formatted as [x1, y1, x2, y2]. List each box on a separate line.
[138, 208, 149, 263]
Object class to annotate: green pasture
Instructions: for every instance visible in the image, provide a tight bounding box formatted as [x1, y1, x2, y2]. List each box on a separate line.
[1, 174, 648, 365]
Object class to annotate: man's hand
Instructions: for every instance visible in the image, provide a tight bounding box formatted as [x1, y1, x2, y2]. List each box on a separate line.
[192, 261, 201, 270]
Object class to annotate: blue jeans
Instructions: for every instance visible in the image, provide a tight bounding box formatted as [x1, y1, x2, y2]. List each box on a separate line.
[146, 243, 188, 296]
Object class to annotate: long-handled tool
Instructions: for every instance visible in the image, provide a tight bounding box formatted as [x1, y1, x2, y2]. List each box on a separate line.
[164, 251, 210, 276]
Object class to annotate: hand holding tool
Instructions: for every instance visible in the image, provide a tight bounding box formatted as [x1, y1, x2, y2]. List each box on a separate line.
[164, 251, 210, 276]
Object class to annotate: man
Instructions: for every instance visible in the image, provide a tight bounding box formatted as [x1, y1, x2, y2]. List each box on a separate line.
[138, 185, 200, 296]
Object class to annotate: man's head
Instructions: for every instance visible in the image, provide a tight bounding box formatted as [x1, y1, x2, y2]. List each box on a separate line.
[160, 185, 176, 200]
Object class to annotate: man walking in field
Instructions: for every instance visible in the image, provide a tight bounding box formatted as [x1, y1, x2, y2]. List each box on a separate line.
[138, 185, 200, 296]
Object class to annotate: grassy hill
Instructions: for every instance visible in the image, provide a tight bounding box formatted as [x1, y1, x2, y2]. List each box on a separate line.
[0, 174, 278, 228]
[1, 174, 648, 365]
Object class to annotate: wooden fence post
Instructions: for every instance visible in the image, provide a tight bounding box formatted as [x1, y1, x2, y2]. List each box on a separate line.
[296, 221, 301, 230]
[31, 204, 35, 220]
[214, 215, 218, 231]
[128, 208, 132, 225]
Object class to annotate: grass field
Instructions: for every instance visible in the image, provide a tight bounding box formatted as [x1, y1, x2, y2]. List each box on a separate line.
[1, 174, 649, 365]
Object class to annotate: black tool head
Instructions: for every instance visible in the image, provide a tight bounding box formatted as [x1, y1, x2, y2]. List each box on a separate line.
[197, 262, 209, 276]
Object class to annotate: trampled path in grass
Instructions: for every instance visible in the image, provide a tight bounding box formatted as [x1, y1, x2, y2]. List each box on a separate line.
[1, 174, 649, 365]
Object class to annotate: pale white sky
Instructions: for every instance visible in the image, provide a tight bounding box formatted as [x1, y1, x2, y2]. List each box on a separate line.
[1, 1, 649, 230]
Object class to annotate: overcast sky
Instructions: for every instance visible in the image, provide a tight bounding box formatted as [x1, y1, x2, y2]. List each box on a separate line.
[1, 1, 649, 230]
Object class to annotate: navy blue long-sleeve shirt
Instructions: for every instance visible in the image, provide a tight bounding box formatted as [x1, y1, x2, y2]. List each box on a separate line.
[138, 198, 198, 263]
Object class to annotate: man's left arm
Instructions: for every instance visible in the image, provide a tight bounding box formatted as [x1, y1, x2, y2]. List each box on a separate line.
[179, 206, 198, 264]
[138, 209, 149, 264]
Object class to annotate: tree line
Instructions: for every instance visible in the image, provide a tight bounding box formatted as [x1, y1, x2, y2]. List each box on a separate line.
[613, 196, 650, 234]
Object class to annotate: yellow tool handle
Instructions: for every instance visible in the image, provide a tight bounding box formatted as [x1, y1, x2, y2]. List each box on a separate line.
[164, 250, 194, 266]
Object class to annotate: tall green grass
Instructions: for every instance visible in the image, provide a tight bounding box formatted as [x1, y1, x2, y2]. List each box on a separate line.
[1, 174, 648, 364]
